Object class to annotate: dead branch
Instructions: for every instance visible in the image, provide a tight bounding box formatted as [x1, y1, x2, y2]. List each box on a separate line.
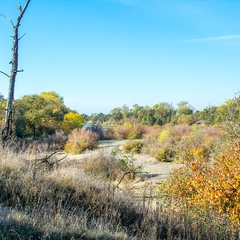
[0, 71, 10, 78]
[0, 13, 14, 27]
[35, 150, 60, 163]
[18, 33, 26, 41]
[35, 151, 68, 168]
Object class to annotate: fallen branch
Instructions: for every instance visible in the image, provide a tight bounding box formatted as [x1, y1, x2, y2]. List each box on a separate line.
[35, 151, 68, 168]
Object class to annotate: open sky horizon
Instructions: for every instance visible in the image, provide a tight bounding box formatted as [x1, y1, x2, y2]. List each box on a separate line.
[0, 0, 239, 115]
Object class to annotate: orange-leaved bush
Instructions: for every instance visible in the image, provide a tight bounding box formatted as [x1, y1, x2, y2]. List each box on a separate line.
[158, 139, 240, 228]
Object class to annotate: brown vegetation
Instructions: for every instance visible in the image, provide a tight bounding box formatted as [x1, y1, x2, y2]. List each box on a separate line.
[0, 139, 238, 239]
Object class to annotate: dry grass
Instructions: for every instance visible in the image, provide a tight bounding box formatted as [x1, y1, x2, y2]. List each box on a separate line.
[0, 141, 238, 239]
[81, 150, 122, 181]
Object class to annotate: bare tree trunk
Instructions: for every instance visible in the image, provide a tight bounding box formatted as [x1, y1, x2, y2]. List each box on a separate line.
[1, 0, 31, 144]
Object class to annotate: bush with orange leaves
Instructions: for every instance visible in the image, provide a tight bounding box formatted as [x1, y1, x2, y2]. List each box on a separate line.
[158, 139, 240, 229]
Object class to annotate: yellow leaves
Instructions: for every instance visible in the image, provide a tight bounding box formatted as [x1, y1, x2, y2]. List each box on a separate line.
[158, 129, 171, 143]
[62, 112, 84, 133]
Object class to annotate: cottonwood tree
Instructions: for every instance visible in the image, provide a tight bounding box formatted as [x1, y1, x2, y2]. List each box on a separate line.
[0, 0, 31, 144]
[14, 92, 68, 139]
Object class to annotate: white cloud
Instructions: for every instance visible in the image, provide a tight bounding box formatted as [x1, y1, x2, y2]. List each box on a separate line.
[183, 34, 240, 43]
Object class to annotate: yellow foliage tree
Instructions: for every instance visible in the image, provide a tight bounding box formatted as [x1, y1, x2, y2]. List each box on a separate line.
[62, 112, 84, 133]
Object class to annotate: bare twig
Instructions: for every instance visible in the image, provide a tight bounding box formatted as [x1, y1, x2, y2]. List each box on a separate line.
[18, 33, 26, 41]
[0, 71, 10, 78]
[0, 13, 14, 27]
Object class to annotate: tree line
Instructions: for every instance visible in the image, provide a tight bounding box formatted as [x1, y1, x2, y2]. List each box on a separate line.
[85, 95, 239, 129]
[1, 91, 239, 140]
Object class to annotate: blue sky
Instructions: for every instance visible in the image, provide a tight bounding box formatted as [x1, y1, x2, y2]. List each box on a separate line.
[0, 0, 240, 115]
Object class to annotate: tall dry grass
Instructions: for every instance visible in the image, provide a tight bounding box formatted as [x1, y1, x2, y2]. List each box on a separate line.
[0, 141, 237, 239]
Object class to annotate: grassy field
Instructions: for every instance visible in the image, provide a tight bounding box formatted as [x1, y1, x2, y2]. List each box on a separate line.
[0, 139, 238, 240]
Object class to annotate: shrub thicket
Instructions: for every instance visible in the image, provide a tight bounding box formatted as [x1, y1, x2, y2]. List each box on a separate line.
[158, 138, 240, 230]
[142, 124, 222, 163]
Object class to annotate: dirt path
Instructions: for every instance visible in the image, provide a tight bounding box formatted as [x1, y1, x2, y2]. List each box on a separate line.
[63, 140, 184, 182]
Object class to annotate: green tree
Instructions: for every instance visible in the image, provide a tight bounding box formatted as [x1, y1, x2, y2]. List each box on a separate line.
[214, 94, 240, 140]
[88, 112, 108, 124]
[175, 101, 195, 125]
[195, 106, 217, 125]
[14, 91, 68, 138]
[110, 107, 123, 122]
[153, 102, 175, 125]
[177, 101, 193, 115]
[120, 105, 131, 121]
[62, 112, 84, 133]
[130, 104, 144, 123]
[141, 109, 155, 126]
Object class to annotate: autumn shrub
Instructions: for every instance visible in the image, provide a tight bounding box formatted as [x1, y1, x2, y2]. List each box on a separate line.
[47, 130, 68, 150]
[173, 134, 200, 163]
[141, 127, 175, 162]
[81, 151, 121, 181]
[129, 124, 146, 139]
[114, 124, 130, 139]
[170, 124, 191, 140]
[115, 123, 146, 139]
[141, 126, 162, 147]
[122, 140, 144, 154]
[64, 128, 99, 154]
[158, 129, 171, 143]
[172, 125, 213, 163]
[85, 125, 106, 140]
[102, 127, 115, 139]
[142, 125, 220, 163]
[158, 138, 240, 230]
[153, 145, 175, 162]
[82, 150, 145, 185]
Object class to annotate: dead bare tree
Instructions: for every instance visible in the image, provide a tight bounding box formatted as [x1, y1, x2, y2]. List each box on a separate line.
[0, 0, 31, 145]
